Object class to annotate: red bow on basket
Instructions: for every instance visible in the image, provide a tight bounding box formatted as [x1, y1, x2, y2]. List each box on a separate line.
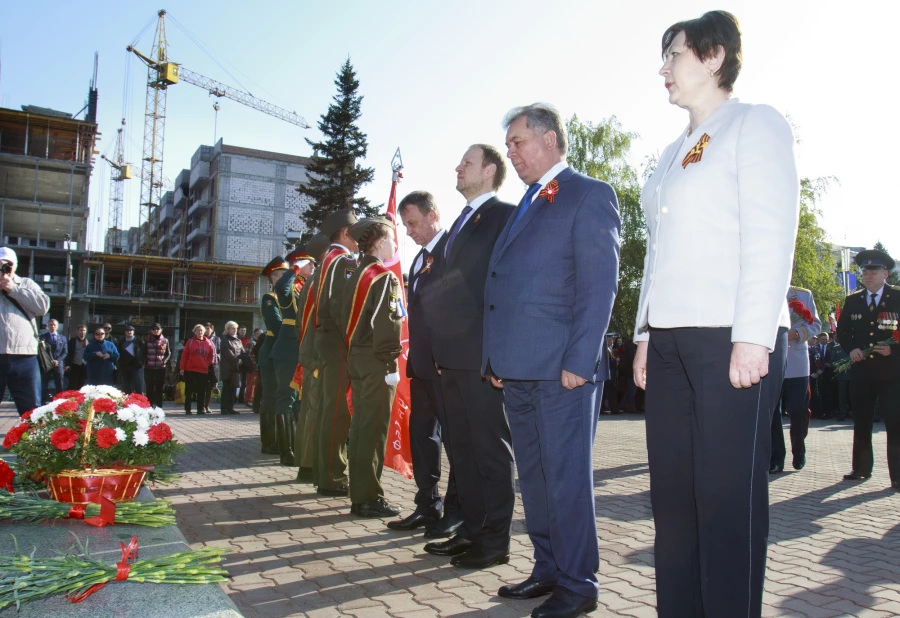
[538, 180, 559, 203]
[68, 536, 139, 603]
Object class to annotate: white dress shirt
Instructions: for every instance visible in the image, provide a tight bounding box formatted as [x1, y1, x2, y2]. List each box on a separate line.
[867, 285, 885, 308]
[412, 230, 446, 292]
[633, 99, 800, 351]
[460, 191, 497, 227]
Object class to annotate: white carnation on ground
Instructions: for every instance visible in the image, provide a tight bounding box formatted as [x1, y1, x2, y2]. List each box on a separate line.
[114, 428, 127, 442]
[132, 430, 150, 446]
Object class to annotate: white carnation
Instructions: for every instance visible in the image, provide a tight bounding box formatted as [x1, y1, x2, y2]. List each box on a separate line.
[132, 430, 150, 446]
[150, 407, 166, 420]
[116, 408, 136, 422]
[114, 428, 127, 442]
[135, 415, 151, 431]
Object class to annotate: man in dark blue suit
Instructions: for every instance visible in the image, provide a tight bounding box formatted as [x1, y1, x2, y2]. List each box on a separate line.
[388, 191, 460, 535]
[483, 103, 620, 618]
[40, 318, 68, 403]
[422, 144, 515, 570]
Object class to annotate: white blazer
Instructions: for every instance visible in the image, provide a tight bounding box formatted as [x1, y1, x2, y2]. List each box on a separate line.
[633, 98, 800, 351]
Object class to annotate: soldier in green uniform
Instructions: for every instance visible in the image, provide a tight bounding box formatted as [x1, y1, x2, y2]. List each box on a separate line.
[293, 233, 331, 483]
[259, 256, 289, 455]
[270, 247, 308, 466]
[836, 249, 900, 490]
[342, 218, 404, 518]
[313, 209, 359, 496]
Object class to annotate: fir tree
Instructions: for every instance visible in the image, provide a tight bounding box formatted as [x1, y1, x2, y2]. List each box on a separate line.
[297, 58, 376, 237]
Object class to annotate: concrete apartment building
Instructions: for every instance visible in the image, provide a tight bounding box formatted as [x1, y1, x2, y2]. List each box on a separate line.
[131, 139, 313, 268]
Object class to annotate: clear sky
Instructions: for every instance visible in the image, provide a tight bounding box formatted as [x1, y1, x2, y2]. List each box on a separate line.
[2, 0, 897, 265]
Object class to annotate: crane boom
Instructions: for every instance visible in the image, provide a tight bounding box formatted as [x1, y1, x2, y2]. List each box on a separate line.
[178, 67, 309, 129]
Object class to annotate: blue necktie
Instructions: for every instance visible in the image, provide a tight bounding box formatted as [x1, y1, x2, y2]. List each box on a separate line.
[444, 205, 472, 258]
[511, 183, 541, 229]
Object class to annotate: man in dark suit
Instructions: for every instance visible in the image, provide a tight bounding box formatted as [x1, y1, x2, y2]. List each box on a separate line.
[837, 249, 900, 490]
[40, 318, 67, 402]
[65, 324, 89, 391]
[422, 144, 515, 569]
[483, 103, 620, 618]
[388, 191, 460, 536]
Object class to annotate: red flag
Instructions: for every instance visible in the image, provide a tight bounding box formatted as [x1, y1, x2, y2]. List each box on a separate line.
[382, 158, 413, 479]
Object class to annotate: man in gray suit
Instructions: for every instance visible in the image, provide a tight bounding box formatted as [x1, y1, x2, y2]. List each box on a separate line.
[483, 103, 620, 618]
[770, 285, 821, 474]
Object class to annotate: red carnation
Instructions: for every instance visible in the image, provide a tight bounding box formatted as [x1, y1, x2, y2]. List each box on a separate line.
[77, 419, 89, 433]
[53, 390, 86, 404]
[893, 330, 900, 344]
[147, 423, 173, 445]
[801, 309, 814, 325]
[50, 427, 80, 451]
[0, 460, 14, 492]
[94, 427, 119, 449]
[20, 410, 33, 422]
[92, 398, 118, 414]
[55, 400, 80, 415]
[2, 424, 30, 449]
[124, 393, 151, 408]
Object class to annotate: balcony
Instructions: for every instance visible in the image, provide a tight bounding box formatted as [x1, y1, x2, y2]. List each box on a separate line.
[185, 225, 211, 244]
[190, 160, 210, 190]
[169, 242, 181, 257]
[171, 217, 183, 234]
[187, 198, 211, 218]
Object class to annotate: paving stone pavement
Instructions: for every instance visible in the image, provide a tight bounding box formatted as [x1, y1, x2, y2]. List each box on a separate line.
[3, 401, 899, 617]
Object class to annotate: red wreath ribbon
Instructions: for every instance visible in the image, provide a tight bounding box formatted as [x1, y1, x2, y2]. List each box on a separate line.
[67, 496, 118, 527]
[538, 180, 559, 203]
[68, 536, 139, 603]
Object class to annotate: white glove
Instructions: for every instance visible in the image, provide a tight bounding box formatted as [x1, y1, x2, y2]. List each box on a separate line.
[385, 372, 400, 386]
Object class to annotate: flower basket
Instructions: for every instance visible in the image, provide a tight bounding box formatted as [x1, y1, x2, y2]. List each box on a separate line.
[46, 467, 147, 505]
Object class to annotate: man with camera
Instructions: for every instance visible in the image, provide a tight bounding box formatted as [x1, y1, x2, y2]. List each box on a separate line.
[0, 247, 51, 414]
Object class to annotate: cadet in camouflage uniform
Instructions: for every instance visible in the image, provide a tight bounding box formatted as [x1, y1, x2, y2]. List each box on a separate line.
[313, 209, 359, 496]
[342, 218, 404, 518]
[258, 256, 288, 455]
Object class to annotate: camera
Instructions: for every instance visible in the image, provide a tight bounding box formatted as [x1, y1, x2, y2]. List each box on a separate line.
[0, 262, 12, 275]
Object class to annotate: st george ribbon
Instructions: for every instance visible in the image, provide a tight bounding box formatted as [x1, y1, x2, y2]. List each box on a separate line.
[382, 148, 413, 478]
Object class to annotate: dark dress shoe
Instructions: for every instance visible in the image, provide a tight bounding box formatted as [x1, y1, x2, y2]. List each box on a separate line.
[424, 535, 473, 556]
[387, 512, 439, 531]
[892, 482, 900, 492]
[498, 577, 556, 599]
[358, 497, 401, 519]
[350, 503, 359, 515]
[424, 515, 463, 538]
[450, 546, 510, 569]
[295, 467, 314, 483]
[792, 455, 806, 470]
[317, 485, 349, 497]
[769, 463, 784, 475]
[843, 471, 871, 481]
[531, 587, 598, 618]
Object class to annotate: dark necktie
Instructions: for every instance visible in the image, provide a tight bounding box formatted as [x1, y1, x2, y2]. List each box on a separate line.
[413, 248, 430, 292]
[511, 183, 542, 229]
[869, 293, 878, 311]
[444, 205, 472, 258]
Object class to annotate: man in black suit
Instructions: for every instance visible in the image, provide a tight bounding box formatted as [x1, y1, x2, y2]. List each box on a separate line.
[837, 249, 900, 490]
[388, 191, 460, 536]
[40, 318, 67, 402]
[422, 144, 515, 569]
[65, 324, 89, 391]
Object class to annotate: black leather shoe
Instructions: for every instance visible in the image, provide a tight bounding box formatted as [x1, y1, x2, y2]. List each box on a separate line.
[387, 512, 439, 531]
[451, 546, 510, 569]
[424, 515, 463, 538]
[358, 497, 401, 519]
[317, 485, 349, 497]
[531, 587, 598, 618]
[423, 535, 473, 556]
[185, 411, 193, 415]
[769, 463, 784, 475]
[350, 503, 359, 515]
[792, 455, 806, 470]
[892, 482, 900, 492]
[843, 471, 871, 481]
[498, 577, 556, 599]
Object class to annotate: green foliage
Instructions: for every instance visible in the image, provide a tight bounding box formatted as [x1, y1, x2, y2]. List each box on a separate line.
[566, 115, 646, 336]
[873, 241, 900, 286]
[297, 58, 377, 239]
[791, 177, 844, 319]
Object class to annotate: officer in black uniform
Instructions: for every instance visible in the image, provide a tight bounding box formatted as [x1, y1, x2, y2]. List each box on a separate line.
[836, 249, 900, 490]
[259, 256, 289, 455]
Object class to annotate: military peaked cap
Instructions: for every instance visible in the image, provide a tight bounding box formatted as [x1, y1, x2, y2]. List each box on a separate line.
[262, 256, 290, 276]
[319, 209, 358, 239]
[349, 216, 395, 241]
[854, 249, 895, 270]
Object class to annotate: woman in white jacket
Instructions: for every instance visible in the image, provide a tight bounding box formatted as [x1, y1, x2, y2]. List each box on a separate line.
[631, 11, 799, 618]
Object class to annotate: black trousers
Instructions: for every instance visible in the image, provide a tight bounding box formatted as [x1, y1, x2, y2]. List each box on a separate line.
[645, 327, 786, 618]
[145, 368, 166, 408]
[119, 365, 144, 395]
[184, 370, 208, 413]
[409, 376, 459, 519]
[770, 376, 810, 466]
[440, 368, 513, 551]
[849, 379, 900, 482]
[220, 380, 236, 414]
[41, 365, 64, 403]
[66, 364, 87, 391]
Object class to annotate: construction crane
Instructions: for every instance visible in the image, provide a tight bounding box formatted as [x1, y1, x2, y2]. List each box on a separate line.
[126, 9, 310, 255]
[100, 119, 132, 253]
